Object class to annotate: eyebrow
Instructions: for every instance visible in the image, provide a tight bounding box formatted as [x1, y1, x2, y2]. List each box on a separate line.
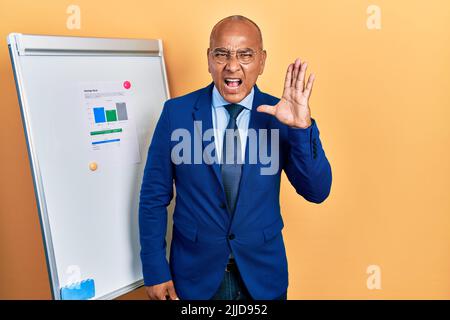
[212, 47, 255, 52]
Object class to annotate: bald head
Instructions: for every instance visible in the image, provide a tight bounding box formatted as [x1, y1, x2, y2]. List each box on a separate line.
[207, 15, 267, 103]
[209, 15, 263, 49]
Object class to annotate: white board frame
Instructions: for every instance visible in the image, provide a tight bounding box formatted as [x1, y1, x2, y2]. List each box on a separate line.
[7, 33, 170, 300]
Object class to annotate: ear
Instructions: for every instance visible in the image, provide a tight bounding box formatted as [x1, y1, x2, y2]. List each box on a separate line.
[207, 48, 212, 74]
[259, 50, 267, 75]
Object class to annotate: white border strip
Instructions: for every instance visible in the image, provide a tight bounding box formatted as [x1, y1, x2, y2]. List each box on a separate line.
[11, 33, 161, 56]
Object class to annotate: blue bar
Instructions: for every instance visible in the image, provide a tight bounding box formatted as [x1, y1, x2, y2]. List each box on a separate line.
[93, 107, 106, 123]
[60, 279, 95, 300]
[92, 138, 120, 145]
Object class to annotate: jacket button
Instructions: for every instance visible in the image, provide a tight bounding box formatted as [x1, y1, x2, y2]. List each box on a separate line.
[219, 202, 226, 209]
[228, 234, 235, 240]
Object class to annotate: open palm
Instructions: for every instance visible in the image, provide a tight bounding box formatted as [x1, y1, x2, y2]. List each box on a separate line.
[257, 58, 315, 129]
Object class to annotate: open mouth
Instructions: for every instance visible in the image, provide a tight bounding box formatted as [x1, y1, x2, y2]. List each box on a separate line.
[224, 78, 243, 89]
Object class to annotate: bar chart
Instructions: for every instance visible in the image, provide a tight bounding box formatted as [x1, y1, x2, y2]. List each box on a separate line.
[90, 103, 130, 146]
[93, 102, 128, 124]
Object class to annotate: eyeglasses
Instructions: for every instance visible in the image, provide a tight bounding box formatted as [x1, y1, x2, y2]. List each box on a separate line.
[210, 48, 262, 64]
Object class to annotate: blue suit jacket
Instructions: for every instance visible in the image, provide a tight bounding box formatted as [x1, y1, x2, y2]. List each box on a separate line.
[139, 82, 332, 299]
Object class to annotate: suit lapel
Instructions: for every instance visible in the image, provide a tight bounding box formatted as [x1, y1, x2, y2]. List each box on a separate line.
[192, 82, 224, 191]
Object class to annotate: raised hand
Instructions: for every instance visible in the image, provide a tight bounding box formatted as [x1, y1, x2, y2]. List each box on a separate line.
[257, 58, 315, 129]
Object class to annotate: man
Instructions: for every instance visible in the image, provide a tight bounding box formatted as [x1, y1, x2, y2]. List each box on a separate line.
[139, 15, 332, 300]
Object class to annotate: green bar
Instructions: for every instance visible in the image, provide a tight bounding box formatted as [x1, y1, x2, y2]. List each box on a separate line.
[106, 110, 117, 122]
[90, 128, 123, 136]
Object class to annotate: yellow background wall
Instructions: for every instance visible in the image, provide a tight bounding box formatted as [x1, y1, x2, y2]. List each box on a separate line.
[0, 0, 449, 299]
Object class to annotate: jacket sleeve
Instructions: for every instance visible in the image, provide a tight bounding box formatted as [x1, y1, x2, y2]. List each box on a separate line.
[283, 118, 332, 203]
[138, 102, 174, 286]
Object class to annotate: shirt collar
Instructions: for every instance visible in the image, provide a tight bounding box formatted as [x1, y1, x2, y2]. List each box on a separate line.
[212, 85, 254, 110]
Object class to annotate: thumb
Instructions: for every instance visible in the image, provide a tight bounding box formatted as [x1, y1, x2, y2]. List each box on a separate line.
[167, 283, 179, 300]
[257, 104, 276, 116]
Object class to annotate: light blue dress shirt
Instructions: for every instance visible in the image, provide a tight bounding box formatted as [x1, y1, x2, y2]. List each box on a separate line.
[211, 85, 254, 163]
[211, 85, 254, 261]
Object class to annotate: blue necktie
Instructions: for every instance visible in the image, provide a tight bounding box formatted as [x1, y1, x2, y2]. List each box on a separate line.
[221, 104, 245, 215]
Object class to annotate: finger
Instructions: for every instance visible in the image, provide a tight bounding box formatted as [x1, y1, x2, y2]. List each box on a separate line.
[257, 104, 276, 116]
[156, 290, 167, 300]
[167, 285, 179, 300]
[291, 58, 301, 87]
[284, 63, 293, 89]
[303, 73, 315, 97]
[146, 289, 158, 300]
[155, 288, 169, 300]
[150, 293, 159, 300]
[295, 61, 308, 92]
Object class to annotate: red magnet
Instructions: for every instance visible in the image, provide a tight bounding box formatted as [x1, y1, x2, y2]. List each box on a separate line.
[123, 81, 131, 89]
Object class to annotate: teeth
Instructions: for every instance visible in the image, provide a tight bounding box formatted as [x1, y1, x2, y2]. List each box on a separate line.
[225, 79, 240, 82]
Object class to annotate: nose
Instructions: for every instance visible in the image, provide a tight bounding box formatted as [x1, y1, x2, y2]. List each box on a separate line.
[225, 54, 241, 73]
